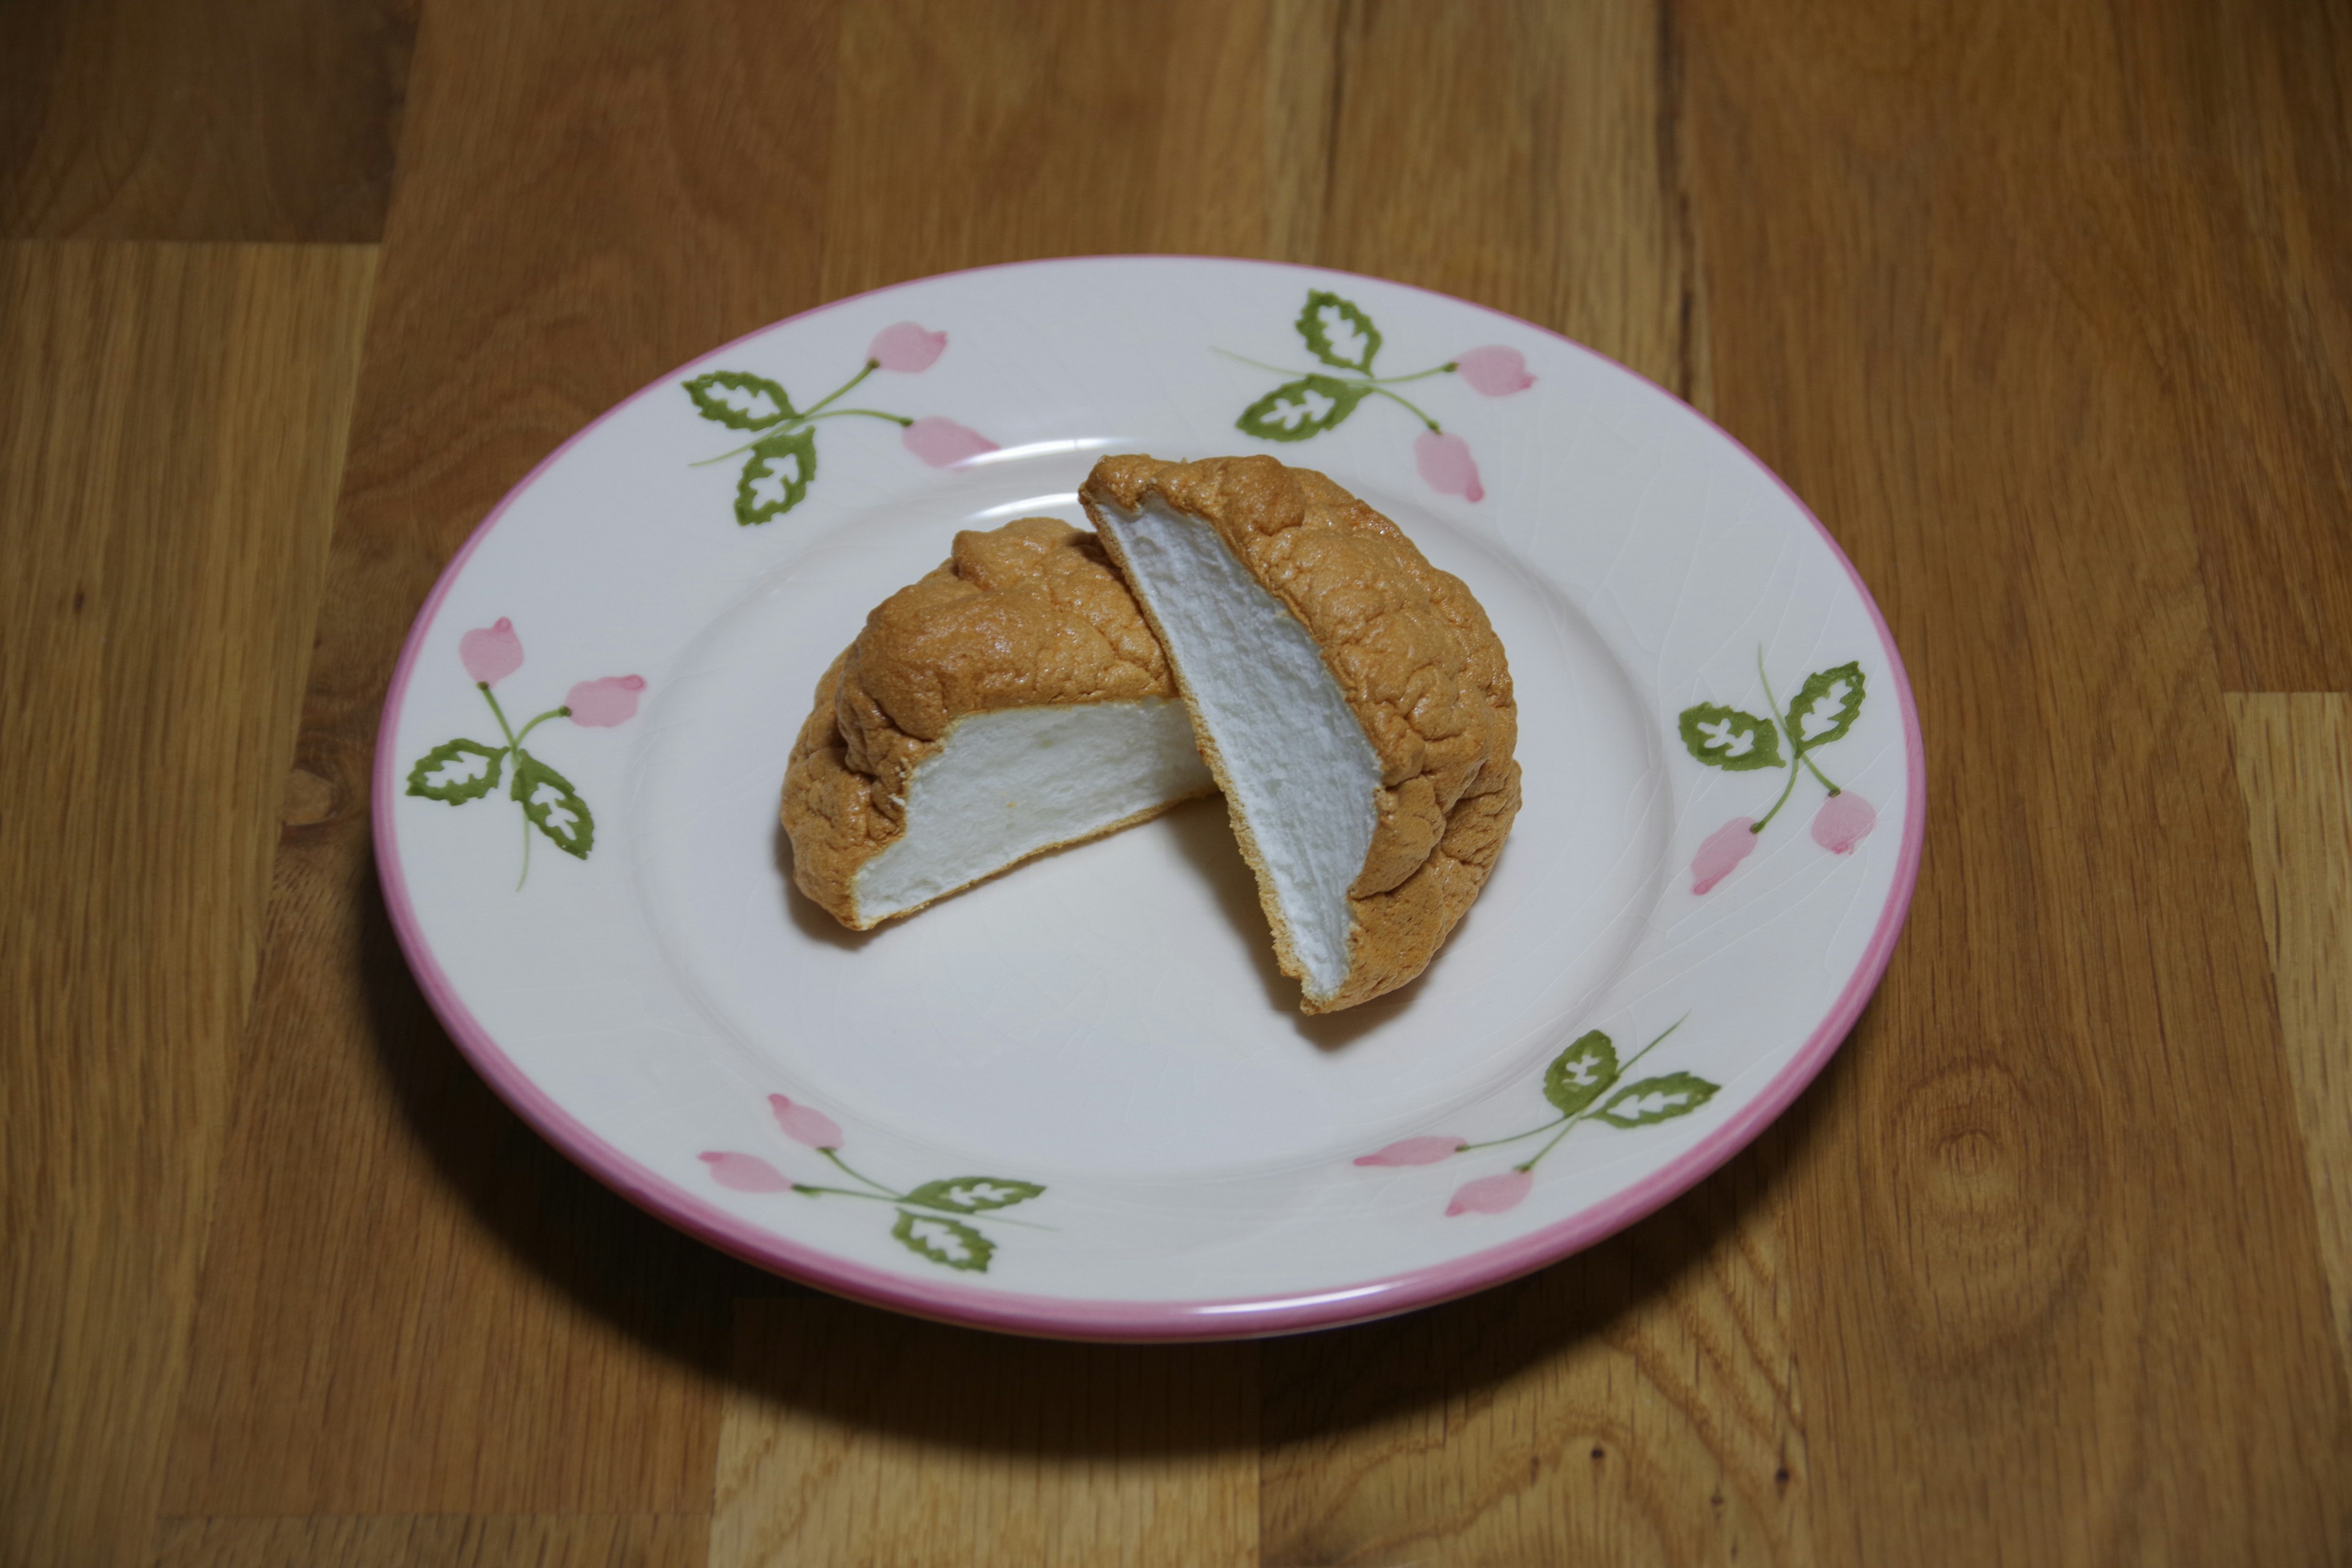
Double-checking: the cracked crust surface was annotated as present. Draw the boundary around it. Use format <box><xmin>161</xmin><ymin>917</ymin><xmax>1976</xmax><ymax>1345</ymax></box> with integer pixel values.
<box><xmin>782</xmin><ymin>516</ymin><xmax>1184</xmax><ymax>927</ymax></box>
<box><xmin>1082</xmin><ymin>453</ymin><xmax>1520</xmax><ymax>1011</ymax></box>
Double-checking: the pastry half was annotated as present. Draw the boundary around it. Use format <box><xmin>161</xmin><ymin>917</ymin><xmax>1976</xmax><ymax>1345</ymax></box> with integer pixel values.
<box><xmin>1080</xmin><ymin>454</ymin><xmax>1520</xmax><ymax>1012</ymax></box>
<box><xmin>783</xmin><ymin>517</ymin><xmax>1214</xmax><ymax>929</ymax></box>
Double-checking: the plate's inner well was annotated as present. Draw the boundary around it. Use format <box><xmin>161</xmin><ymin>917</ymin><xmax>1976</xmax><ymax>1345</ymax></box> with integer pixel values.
<box><xmin>635</xmin><ymin>451</ymin><xmax>1666</xmax><ymax>1181</ymax></box>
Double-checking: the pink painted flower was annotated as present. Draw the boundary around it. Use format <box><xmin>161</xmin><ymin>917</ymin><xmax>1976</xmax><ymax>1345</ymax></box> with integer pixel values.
<box><xmin>1446</xmin><ymin>1169</ymin><xmax>1534</xmax><ymax>1216</ymax></box>
<box><xmin>699</xmin><ymin>1152</ymin><xmax>793</xmax><ymax>1193</ymax></box>
<box><xmin>1414</xmin><ymin>430</ymin><xmax>1485</xmax><ymax>502</ymax></box>
<box><xmin>459</xmin><ymin>617</ymin><xmax>523</xmax><ymax>686</ymax></box>
<box><xmin>902</xmin><ymin>417</ymin><xmax>998</xmax><ymax>468</ymax></box>
<box><xmin>1691</xmin><ymin>816</ymin><xmax>1758</xmax><ymax>895</ymax></box>
<box><xmin>769</xmin><ymin>1094</ymin><xmax>843</xmax><ymax>1150</ymax></box>
<box><xmin>1455</xmin><ymin>346</ymin><xmax>1536</xmax><ymax>396</ymax></box>
<box><xmin>1811</xmin><ymin>791</ymin><xmax>1877</xmax><ymax>855</ymax></box>
<box><xmin>1355</xmin><ymin>1136</ymin><xmax>1467</xmax><ymax>1167</ymax></box>
<box><xmin>869</xmin><ymin>322</ymin><xmax>947</xmax><ymax>372</ymax></box>
<box><xmin>566</xmin><ymin>674</ymin><xmax>646</xmax><ymax>727</ymax></box>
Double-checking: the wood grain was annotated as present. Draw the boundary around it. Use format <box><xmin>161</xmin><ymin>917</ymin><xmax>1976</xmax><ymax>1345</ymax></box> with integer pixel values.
<box><xmin>1261</xmin><ymin>1132</ymin><xmax>1818</xmax><ymax>1566</ymax></box>
<box><xmin>713</xmin><ymin>1297</ymin><xmax>1257</xmax><ymax>1568</ymax></box>
<box><xmin>1310</xmin><ymin>0</ymin><xmax>1703</xmax><ymax>401</ymax></box>
<box><xmin>2137</xmin><ymin>2</ymin><xmax>2352</xmax><ymax>693</ymax></box>
<box><xmin>157</xmin><ymin>0</ymin><xmax>848</xmax><ymax>1516</ymax></box>
<box><xmin>1686</xmin><ymin>1</ymin><xmax>2352</xmax><ymax>1559</ymax></box>
<box><xmin>0</xmin><ymin>241</ymin><xmax>375</xmax><ymax>1568</ymax></box>
<box><xmin>4</xmin><ymin>0</ymin><xmax>2351</xmax><ymax>1563</ymax></box>
<box><xmin>816</xmin><ymin>0</ymin><xmax>1305</xmax><ymax>294</ymax></box>
<box><xmin>2228</xmin><ymin>694</ymin><xmax>2352</xmax><ymax>1381</ymax></box>
<box><xmin>151</xmin><ymin>1515</ymin><xmax>707</xmax><ymax>1568</ymax></box>
<box><xmin>0</xmin><ymin>0</ymin><xmax>417</xmax><ymax>241</ymax></box>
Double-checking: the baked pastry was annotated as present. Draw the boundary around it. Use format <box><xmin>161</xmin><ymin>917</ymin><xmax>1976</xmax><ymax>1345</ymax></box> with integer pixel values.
<box><xmin>783</xmin><ymin>517</ymin><xmax>1214</xmax><ymax>929</ymax></box>
<box><xmin>1081</xmin><ymin>454</ymin><xmax>1519</xmax><ymax>1012</ymax></box>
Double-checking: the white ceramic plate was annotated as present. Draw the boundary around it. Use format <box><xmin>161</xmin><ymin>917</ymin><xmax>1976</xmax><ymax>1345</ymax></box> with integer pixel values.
<box><xmin>377</xmin><ymin>257</ymin><xmax>1922</xmax><ymax>1340</ymax></box>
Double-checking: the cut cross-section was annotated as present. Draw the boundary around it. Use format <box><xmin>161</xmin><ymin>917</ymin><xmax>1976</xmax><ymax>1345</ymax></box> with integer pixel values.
<box><xmin>1083</xmin><ymin>490</ymin><xmax>1381</xmax><ymax>996</ymax></box>
<box><xmin>1083</xmin><ymin>454</ymin><xmax>1520</xmax><ymax>1012</ymax></box>
<box><xmin>846</xmin><ymin>698</ymin><xmax>1207</xmax><ymax>919</ymax></box>
<box><xmin>783</xmin><ymin>518</ymin><xmax>1215</xmax><ymax>929</ymax></box>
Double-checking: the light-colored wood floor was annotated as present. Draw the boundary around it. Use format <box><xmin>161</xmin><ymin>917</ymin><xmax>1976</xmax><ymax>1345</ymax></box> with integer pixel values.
<box><xmin>4</xmin><ymin>2</ymin><xmax>2348</xmax><ymax>1564</ymax></box>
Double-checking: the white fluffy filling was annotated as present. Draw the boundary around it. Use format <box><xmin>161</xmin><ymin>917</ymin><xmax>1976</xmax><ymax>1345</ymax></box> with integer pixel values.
<box><xmin>853</xmin><ymin>699</ymin><xmax>1212</xmax><ymax>921</ymax></box>
<box><xmin>1091</xmin><ymin>496</ymin><xmax>1381</xmax><ymax>998</ymax></box>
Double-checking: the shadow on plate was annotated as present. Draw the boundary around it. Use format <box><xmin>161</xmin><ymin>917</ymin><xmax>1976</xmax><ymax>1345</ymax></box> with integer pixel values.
<box><xmin>772</xmin><ymin>790</ymin><xmax>1436</xmax><ymax>1049</ymax></box>
<box><xmin>1156</xmin><ymin>794</ymin><xmax>1425</xmax><ymax>1049</ymax></box>
<box><xmin>775</xmin><ymin>817</ymin><xmax>880</xmax><ymax>950</ymax></box>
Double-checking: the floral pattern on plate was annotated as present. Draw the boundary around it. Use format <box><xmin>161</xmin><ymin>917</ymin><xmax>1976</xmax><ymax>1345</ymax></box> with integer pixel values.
<box><xmin>1681</xmin><ymin>650</ymin><xmax>1877</xmax><ymax>894</ymax></box>
<box><xmin>683</xmin><ymin>322</ymin><xmax>999</xmax><ymax>524</ymax></box>
<box><xmin>403</xmin><ymin>617</ymin><xmax>644</xmax><ymax>886</ymax></box>
<box><xmin>1355</xmin><ymin>1019</ymin><xmax>1719</xmax><ymax>1216</ymax></box>
<box><xmin>1221</xmin><ymin>288</ymin><xmax>1536</xmax><ymax>501</ymax></box>
<box><xmin>701</xmin><ymin>1096</ymin><xmax>1046</xmax><ymax>1273</ymax></box>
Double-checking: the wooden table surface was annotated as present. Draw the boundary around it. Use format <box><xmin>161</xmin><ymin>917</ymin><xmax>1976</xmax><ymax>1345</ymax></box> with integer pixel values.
<box><xmin>6</xmin><ymin>2</ymin><xmax>2351</xmax><ymax>1564</ymax></box>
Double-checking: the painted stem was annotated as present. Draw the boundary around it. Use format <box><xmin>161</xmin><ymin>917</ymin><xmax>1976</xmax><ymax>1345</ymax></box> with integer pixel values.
<box><xmin>799</xmin><ymin>360</ymin><xmax>876</xmax><ymax>420</ymax></box>
<box><xmin>792</xmin><ymin>1183</ymin><xmax>895</xmax><ymax>1202</ymax></box>
<box><xmin>513</xmin><ymin>706</ymin><xmax>568</xmax><ymax>745</ymax></box>
<box><xmin>687</xmin><ymin>395</ymin><xmax>858</xmax><ymax>466</ymax></box>
<box><xmin>1366</xmin><ymin>383</ymin><xmax>1441</xmax><ymax>431</ymax></box>
<box><xmin>1213</xmin><ymin>347</ymin><xmax>1307</xmax><ymax>376</ymax></box>
<box><xmin>479</xmin><ymin>685</ymin><xmax>532</xmax><ymax>888</ymax></box>
<box><xmin>1513</xmin><ymin>1016</ymin><xmax>1690</xmax><ymax>1172</ymax></box>
<box><xmin>1754</xmin><ymin>750</ymin><xmax>1804</xmax><ymax>834</ymax></box>
<box><xmin>1458</xmin><ymin>1117</ymin><xmax>1566</xmax><ymax>1153</ymax></box>
<box><xmin>479</xmin><ymin>684</ymin><xmax>519</xmax><ymax>748</ymax></box>
<box><xmin>820</xmin><ymin>1148</ymin><xmax>900</xmax><ymax>1198</ymax></box>
<box><xmin>1754</xmin><ymin>647</ymin><xmax>1845</xmax><ymax>828</ymax></box>
<box><xmin>1751</xmin><ymin>656</ymin><xmax>1806</xmax><ymax>831</ymax></box>
<box><xmin>689</xmin><ymin>385</ymin><xmax>913</xmax><ymax>466</ymax></box>
<box><xmin>688</xmin><ymin>434</ymin><xmax>782</xmax><ymax>467</ymax></box>
<box><xmin>1211</xmin><ymin>347</ymin><xmax>1449</xmax><ymax>429</ymax></box>
<box><xmin>1212</xmin><ymin>346</ymin><xmax>1453</xmax><ymax>386</ymax></box>
<box><xmin>1800</xmin><ymin>751</ymin><xmax>1844</xmax><ymax>794</ymax></box>
<box><xmin>794</xmin><ymin>1182</ymin><xmax>1053</xmax><ymax>1230</ymax></box>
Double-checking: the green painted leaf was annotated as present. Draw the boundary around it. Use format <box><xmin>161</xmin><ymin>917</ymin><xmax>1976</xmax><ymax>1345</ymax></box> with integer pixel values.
<box><xmin>1295</xmin><ymin>290</ymin><xmax>1382</xmax><ymax>372</ymax></box>
<box><xmin>684</xmin><ymin>370</ymin><xmax>793</xmax><ymax>430</ymax></box>
<box><xmin>1678</xmin><ymin>703</ymin><xmax>1784</xmax><ymax>771</ymax></box>
<box><xmin>736</xmin><ymin>426</ymin><xmax>818</xmax><ymax>524</ymax></box>
<box><xmin>1236</xmin><ymin>375</ymin><xmax>1371</xmax><ymax>443</ymax></box>
<box><xmin>892</xmin><ymin>1209</ymin><xmax>995</xmax><ymax>1272</ymax></box>
<box><xmin>405</xmin><ymin>738</ymin><xmax>504</xmax><ymax>803</ymax></box>
<box><xmin>903</xmin><ymin>1176</ymin><xmax>1046</xmax><ymax>1213</ymax></box>
<box><xmin>1596</xmin><ymin>1072</ymin><xmax>1721</xmax><ymax>1128</ymax></box>
<box><xmin>1543</xmin><ymin>1030</ymin><xmax>1619</xmax><ymax>1116</ymax></box>
<box><xmin>1785</xmin><ymin>661</ymin><xmax>1866</xmax><ymax>752</ymax></box>
<box><xmin>511</xmin><ymin>750</ymin><xmax>594</xmax><ymax>859</ymax></box>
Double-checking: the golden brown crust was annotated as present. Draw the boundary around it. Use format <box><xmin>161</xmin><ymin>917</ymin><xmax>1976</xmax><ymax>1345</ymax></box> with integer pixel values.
<box><xmin>1081</xmin><ymin>454</ymin><xmax>1520</xmax><ymax>1012</ymax></box>
<box><xmin>781</xmin><ymin>518</ymin><xmax>1181</xmax><ymax>928</ymax></box>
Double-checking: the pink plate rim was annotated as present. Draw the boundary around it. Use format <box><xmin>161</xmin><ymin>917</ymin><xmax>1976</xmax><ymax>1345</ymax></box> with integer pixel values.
<box><xmin>372</xmin><ymin>254</ymin><xmax>1926</xmax><ymax>1342</ymax></box>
